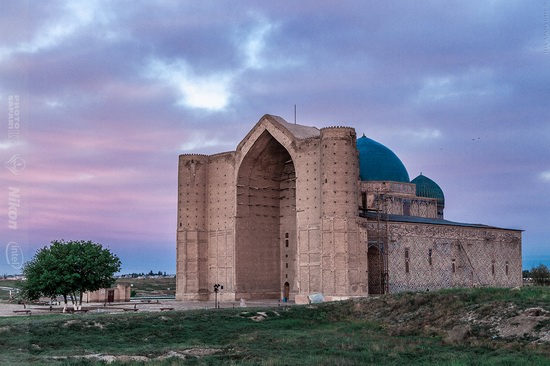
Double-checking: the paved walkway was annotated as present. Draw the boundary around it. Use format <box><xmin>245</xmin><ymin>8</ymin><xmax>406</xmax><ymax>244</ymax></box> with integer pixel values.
<box><xmin>0</xmin><ymin>299</ymin><xmax>293</xmax><ymax>317</ymax></box>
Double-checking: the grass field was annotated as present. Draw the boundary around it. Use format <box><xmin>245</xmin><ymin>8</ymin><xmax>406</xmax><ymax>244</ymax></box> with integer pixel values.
<box><xmin>0</xmin><ymin>286</ymin><xmax>549</xmax><ymax>365</ymax></box>
<box><xmin>116</xmin><ymin>277</ymin><xmax>176</xmax><ymax>297</ymax></box>
<box><xmin>0</xmin><ymin>279</ymin><xmax>23</xmax><ymax>301</ymax></box>
<box><xmin>0</xmin><ymin>277</ymin><xmax>176</xmax><ymax>301</ymax></box>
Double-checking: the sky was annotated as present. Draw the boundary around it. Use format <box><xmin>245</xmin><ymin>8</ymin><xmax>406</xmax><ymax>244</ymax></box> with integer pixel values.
<box><xmin>1</xmin><ymin>1</ymin><xmax>549</xmax><ymax>274</ymax></box>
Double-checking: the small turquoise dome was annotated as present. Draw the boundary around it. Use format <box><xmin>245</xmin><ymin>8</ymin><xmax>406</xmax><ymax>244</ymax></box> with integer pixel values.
<box><xmin>411</xmin><ymin>174</ymin><xmax>445</xmax><ymax>205</ymax></box>
<box><xmin>357</xmin><ymin>135</ymin><xmax>410</xmax><ymax>182</ymax></box>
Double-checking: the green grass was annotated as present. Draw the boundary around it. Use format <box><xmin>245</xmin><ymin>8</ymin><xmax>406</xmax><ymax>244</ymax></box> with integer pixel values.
<box><xmin>116</xmin><ymin>277</ymin><xmax>176</xmax><ymax>297</ymax></box>
<box><xmin>0</xmin><ymin>279</ymin><xmax>23</xmax><ymax>301</ymax></box>
<box><xmin>0</xmin><ymin>287</ymin><xmax>549</xmax><ymax>365</ymax></box>
<box><xmin>0</xmin><ymin>277</ymin><xmax>176</xmax><ymax>301</ymax></box>
<box><xmin>0</xmin><ymin>279</ymin><xmax>23</xmax><ymax>288</ymax></box>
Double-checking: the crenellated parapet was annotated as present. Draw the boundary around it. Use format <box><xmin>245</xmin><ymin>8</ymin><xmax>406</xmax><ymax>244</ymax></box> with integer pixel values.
<box><xmin>179</xmin><ymin>153</ymin><xmax>209</xmax><ymax>157</ymax></box>
<box><xmin>321</xmin><ymin>125</ymin><xmax>355</xmax><ymax>131</ymax></box>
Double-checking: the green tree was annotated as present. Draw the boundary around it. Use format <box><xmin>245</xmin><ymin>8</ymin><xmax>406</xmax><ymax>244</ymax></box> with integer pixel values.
<box><xmin>531</xmin><ymin>264</ymin><xmax>550</xmax><ymax>286</ymax></box>
<box><xmin>22</xmin><ymin>240</ymin><xmax>121</xmax><ymax>310</ymax></box>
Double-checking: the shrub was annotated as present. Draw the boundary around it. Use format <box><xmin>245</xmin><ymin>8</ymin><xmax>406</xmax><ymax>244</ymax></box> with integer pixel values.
<box><xmin>531</xmin><ymin>264</ymin><xmax>550</xmax><ymax>286</ymax></box>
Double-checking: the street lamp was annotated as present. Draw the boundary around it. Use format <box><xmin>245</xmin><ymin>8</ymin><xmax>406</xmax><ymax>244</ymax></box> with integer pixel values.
<box><xmin>213</xmin><ymin>283</ymin><xmax>223</xmax><ymax>309</ymax></box>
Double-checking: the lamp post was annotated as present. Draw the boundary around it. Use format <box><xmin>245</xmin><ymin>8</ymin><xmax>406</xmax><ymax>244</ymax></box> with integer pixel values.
<box><xmin>213</xmin><ymin>284</ymin><xmax>223</xmax><ymax>309</ymax></box>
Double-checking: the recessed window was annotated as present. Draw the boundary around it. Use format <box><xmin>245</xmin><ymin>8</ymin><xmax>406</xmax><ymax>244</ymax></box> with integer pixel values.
<box><xmin>452</xmin><ymin>259</ymin><xmax>456</xmax><ymax>273</ymax></box>
<box><xmin>491</xmin><ymin>260</ymin><xmax>496</xmax><ymax>275</ymax></box>
<box><xmin>405</xmin><ymin>248</ymin><xmax>410</xmax><ymax>273</ymax></box>
<box><xmin>505</xmin><ymin>261</ymin><xmax>509</xmax><ymax>276</ymax></box>
<box><xmin>403</xmin><ymin>200</ymin><xmax>411</xmax><ymax>216</ymax></box>
<box><xmin>428</xmin><ymin>249</ymin><xmax>432</xmax><ymax>266</ymax></box>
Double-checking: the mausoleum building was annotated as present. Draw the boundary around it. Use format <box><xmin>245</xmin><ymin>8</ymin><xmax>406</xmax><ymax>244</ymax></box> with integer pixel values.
<box><xmin>176</xmin><ymin>114</ymin><xmax>522</xmax><ymax>303</ymax></box>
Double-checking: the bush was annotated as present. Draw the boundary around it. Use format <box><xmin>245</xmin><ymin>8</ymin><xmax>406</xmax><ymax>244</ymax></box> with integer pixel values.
<box><xmin>531</xmin><ymin>264</ymin><xmax>550</xmax><ymax>286</ymax></box>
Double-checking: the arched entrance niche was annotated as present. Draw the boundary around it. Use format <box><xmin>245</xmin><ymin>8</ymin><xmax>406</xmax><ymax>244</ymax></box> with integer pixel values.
<box><xmin>283</xmin><ymin>282</ymin><xmax>290</xmax><ymax>302</ymax></box>
<box><xmin>235</xmin><ymin>130</ymin><xmax>297</xmax><ymax>299</ymax></box>
<box><xmin>368</xmin><ymin>245</ymin><xmax>385</xmax><ymax>295</ymax></box>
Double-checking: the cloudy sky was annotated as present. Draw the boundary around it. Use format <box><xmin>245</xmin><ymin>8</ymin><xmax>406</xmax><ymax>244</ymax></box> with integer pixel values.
<box><xmin>1</xmin><ymin>1</ymin><xmax>549</xmax><ymax>274</ymax></box>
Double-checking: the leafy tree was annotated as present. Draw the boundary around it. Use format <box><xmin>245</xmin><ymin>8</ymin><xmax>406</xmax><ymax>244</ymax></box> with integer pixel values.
<box><xmin>531</xmin><ymin>264</ymin><xmax>550</xmax><ymax>286</ymax></box>
<box><xmin>22</xmin><ymin>240</ymin><xmax>121</xmax><ymax>310</ymax></box>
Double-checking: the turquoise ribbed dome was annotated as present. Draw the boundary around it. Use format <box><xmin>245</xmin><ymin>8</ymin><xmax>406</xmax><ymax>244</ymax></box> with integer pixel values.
<box><xmin>411</xmin><ymin>174</ymin><xmax>445</xmax><ymax>205</ymax></box>
<box><xmin>357</xmin><ymin>135</ymin><xmax>410</xmax><ymax>182</ymax></box>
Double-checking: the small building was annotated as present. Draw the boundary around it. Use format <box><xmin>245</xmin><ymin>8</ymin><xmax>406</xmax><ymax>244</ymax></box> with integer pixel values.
<box><xmin>85</xmin><ymin>284</ymin><xmax>130</xmax><ymax>303</ymax></box>
<box><xmin>176</xmin><ymin>114</ymin><xmax>522</xmax><ymax>303</ymax></box>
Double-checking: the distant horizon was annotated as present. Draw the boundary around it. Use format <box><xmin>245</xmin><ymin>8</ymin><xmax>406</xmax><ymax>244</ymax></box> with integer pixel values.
<box><xmin>521</xmin><ymin>255</ymin><xmax>550</xmax><ymax>272</ymax></box>
<box><xmin>4</xmin><ymin>255</ymin><xmax>549</xmax><ymax>278</ymax></box>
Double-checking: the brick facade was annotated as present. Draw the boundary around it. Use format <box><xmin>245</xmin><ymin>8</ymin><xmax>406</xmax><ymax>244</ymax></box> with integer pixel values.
<box><xmin>176</xmin><ymin>115</ymin><xmax>522</xmax><ymax>303</ymax></box>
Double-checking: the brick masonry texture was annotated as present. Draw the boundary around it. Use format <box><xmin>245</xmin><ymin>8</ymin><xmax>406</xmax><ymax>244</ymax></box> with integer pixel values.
<box><xmin>177</xmin><ymin>115</ymin><xmax>522</xmax><ymax>303</ymax></box>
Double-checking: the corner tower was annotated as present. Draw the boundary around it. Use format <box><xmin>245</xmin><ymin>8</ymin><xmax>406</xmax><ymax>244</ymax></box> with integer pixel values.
<box><xmin>320</xmin><ymin>127</ymin><xmax>359</xmax><ymax>218</ymax></box>
<box><xmin>302</xmin><ymin>126</ymin><xmax>368</xmax><ymax>302</ymax></box>
<box><xmin>176</xmin><ymin>154</ymin><xmax>209</xmax><ymax>300</ymax></box>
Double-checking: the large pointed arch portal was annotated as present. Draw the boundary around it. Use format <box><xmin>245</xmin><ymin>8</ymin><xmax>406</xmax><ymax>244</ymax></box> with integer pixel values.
<box><xmin>235</xmin><ymin>130</ymin><xmax>296</xmax><ymax>299</ymax></box>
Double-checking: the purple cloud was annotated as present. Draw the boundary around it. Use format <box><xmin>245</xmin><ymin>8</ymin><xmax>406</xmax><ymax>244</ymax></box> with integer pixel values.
<box><xmin>1</xmin><ymin>1</ymin><xmax>548</xmax><ymax>273</ymax></box>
